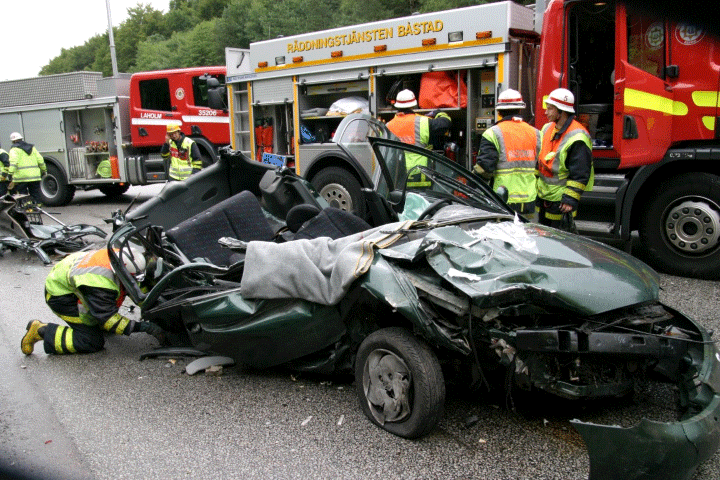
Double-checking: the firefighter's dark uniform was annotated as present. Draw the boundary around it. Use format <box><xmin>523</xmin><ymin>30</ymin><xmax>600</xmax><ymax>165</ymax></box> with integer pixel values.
<box><xmin>8</xmin><ymin>140</ymin><xmax>46</xmax><ymax>202</ymax></box>
<box><xmin>0</xmin><ymin>148</ymin><xmax>10</xmax><ymax>196</ymax></box>
<box><xmin>161</xmin><ymin>134</ymin><xmax>202</xmax><ymax>181</ymax></box>
<box><xmin>32</xmin><ymin>250</ymin><xmax>139</xmax><ymax>354</ymax></box>
<box><xmin>475</xmin><ymin>114</ymin><xmax>541</xmax><ymax>214</ymax></box>
<box><xmin>536</xmin><ymin>115</ymin><xmax>594</xmax><ymax>230</ymax></box>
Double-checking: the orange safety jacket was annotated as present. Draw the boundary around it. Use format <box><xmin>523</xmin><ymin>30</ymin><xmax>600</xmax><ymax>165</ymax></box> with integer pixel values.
<box><xmin>537</xmin><ymin>118</ymin><xmax>594</xmax><ymax>218</ymax></box>
<box><xmin>386</xmin><ymin>112</ymin><xmax>432</xmax><ymax>187</ymax></box>
<box><xmin>483</xmin><ymin>118</ymin><xmax>541</xmax><ymax>204</ymax></box>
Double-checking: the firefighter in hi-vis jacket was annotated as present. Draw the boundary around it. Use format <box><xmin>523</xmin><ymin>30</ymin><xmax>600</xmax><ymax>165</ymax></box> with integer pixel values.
<box><xmin>21</xmin><ymin>247</ymin><xmax>163</xmax><ymax>355</ymax></box>
<box><xmin>161</xmin><ymin>122</ymin><xmax>203</xmax><ymax>181</ymax></box>
<box><xmin>474</xmin><ymin>89</ymin><xmax>541</xmax><ymax>215</ymax></box>
<box><xmin>536</xmin><ymin>88</ymin><xmax>594</xmax><ymax>231</ymax></box>
<box><xmin>386</xmin><ymin>89</ymin><xmax>452</xmax><ymax>188</ymax></box>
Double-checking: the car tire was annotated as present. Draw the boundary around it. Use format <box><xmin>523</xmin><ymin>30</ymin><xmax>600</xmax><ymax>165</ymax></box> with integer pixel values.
<box><xmin>355</xmin><ymin>327</ymin><xmax>445</xmax><ymax>439</ymax></box>
<box><xmin>638</xmin><ymin>172</ymin><xmax>720</xmax><ymax>279</ymax></box>
<box><xmin>40</xmin><ymin>163</ymin><xmax>76</xmax><ymax>206</ymax></box>
<box><xmin>311</xmin><ymin>166</ymin><xmax>366</xmax><ymax>216</ymax></box>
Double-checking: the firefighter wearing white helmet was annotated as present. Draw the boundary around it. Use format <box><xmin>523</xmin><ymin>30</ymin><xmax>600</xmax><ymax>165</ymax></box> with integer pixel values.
<box><xmin>536</xmin><ymin>88</ymin><xmax>594</xmax><ymax>231</ymax></box>
<box><xmin>386</xmin><ymin>89</ymin><xmax>452</xmax><ymax>187</ymax></box>
<box><xmin>474</xmin><ymin>89</ymin><xmax>541</xmax><ymax>214</ymax></box>
<box><xmin>21</xmin><ymin>246</ymin><xmax>163</xmax><ymax>356</ymax></box>
<box><xmin>161</xmin><ymin>121</ymin><xmax>203</xmax><ymax>181</ymax></box>
<box><xmin>7</xmin><ymin>131</ymin><xmax>47</xmax><ymax>203</ymax></box>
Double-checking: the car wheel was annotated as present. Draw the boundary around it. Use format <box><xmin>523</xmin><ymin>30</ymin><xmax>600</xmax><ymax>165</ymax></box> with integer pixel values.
<box><xmin>638</xmin><ymin>173</ymin><xmax>720</xmax><ymax>279</ymax></box>
<box><xmin>311</xmin><ymin>166</ymin><xmax>366</xmax><ymax>216</ymax></box>
<box><xmin>355</xmin><ymin>327</ymin><xmax>445</xmax><ymax>439</ymax></box>
<box><xmin>98</xmin><ymin>183</ymin><xmax>130</xmax><ymax>198</ymax></box>
<box><xmin>40</xmin><ymin>163</ymin><xmax>76</xmax><ymax>206</ymax></box>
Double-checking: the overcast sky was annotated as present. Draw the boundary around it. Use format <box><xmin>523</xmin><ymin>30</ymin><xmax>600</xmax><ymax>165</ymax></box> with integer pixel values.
<box><xmin>0</xmin><ymin>0</ymin><xmax>170</xmax><ymax>81</ymax></box>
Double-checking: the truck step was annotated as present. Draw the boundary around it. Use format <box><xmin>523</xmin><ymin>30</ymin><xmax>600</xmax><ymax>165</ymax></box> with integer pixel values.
<box><xmin>574</xmin><ymin>220</ymin><xmax>615</xmax><ymax>235</ymax></box>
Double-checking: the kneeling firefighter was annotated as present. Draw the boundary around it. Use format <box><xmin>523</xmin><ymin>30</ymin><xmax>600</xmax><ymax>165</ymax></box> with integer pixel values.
<box><xmin>21</xmin><ymin>247</ymin><xmax>163</xmax><ymax>355</ymax></box>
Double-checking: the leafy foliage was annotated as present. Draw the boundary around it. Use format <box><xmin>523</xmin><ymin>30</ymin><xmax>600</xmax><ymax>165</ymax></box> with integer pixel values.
<box><xmin>41</xmin><ymin>0</ymin><xmax>507</xmax><ymax>75</ymax></box>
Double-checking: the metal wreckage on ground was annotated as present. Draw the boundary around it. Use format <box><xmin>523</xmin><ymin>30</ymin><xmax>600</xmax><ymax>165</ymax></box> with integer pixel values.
<box><xmin>109</xmin><ymin>115</ymin><xmax>720</xmax><ymax>480</ymax></box>
<box><xmin>0</xmin><ymin>193</ymin><xmax>105</xmax><ymax>263</ymax></box>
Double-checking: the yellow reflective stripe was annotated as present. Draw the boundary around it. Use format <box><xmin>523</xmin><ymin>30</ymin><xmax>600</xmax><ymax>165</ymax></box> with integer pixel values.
<box><xmin>565</xmin><ymin>189</ymin><xmax>582</xmax><ymax>201</ymax></box>
<box><xmin>692</xmin><ymin>91</ymin><xmax>720</xmax><ymax>108</ymax></box>
<box><xmin>702</xmin><ymin>116</ymin><xmax>716</xmax><ymax>131</ymax></box>
<box><xmin>625</xmin><ymin>88</ymin><xmax>688</xmax><ymax>116</ymax></box>
<box><xmin>64</xmin><ymin>328</ymin><xmax>76</xmax><ymax>353</ymax></box>
<box><xmin>495</xmin><ymin>167</ymin><xmax>538</xmax><ymax>175</ymax></box>
<box><xmin>54</xmin><ymin>327</ymin><xmax>64</xmax><ymax>353</ymax></box>
<box><xmin>58</xmin><ymin>314</ymin><xmax>81</xmax><ymax>323</ymax></box>
<box><xmin>545</xmin><ymin>212</ymin><xmax>563</xmax><ymax>220</ymax></box>
<box><xmin>104</xmin><ymin>313</ymin><xmax>129</xmax><ymax>334</ymax></box>
<box><xmin>566</xmin><ymin>180</ymin><xmax>586</xmax><ymax>190</ymax></box>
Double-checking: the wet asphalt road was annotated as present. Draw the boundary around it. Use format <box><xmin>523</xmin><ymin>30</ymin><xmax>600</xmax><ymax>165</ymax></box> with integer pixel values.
<box><xmin>1</xmin><ymin>185</ymin><xmax>719</xmax><ymax>480</ymax></box>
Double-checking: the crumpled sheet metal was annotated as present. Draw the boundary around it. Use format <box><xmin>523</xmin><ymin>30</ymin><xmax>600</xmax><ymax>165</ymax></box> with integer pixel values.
<box><xmin>572</xmin><ymin>328</ymin><xmax>720</xmax><ymax>480</ymax></box>
<box><xmin>360</xmin><ymin>255</ymin><xmax>471</xmax><ymax>355</ymax></box>
<box><xmin>412</xmin><ymin>222</ymin><xmax>658</xmax><ymax>316</ymax></box>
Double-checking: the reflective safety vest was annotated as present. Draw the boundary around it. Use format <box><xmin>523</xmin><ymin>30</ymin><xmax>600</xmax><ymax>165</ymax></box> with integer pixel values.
<box><xmin>537</xmin><ymin>119</ymin><xmax>594</xmax><ymax>206</ymax></box>
<box><xmin>483</xmin><ymin>118</ymin><xmax>541</xmax><ymax>204</ymax></box>
<box><xmin>45</xmin><ymin>250</ymin><xmax>129</xmax><ymax>333</ymax></box>
<box><xmin>8</xmin><ymin>144</ymin><xmax>46</xmax><ymax>183</ymax></box>
<box><xmin>386</xmin><ymin>112</ymin><xmax>432</xmax><ymax>187</ymax></box>
<box><xmin>0</xmin><ymin>149</ymin><xmax>9</xmax><ymax>177</ymax></box>
<box><xmin>165</xmin><ymin>136</ymin><xmax>200</xmax><ymax>181</ymax></box>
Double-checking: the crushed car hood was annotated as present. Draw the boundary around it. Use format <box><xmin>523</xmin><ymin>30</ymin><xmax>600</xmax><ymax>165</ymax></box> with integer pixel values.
<box><xmin>382</xmin><ymin>218</ymin><xmax>659</xmax><ymax>316</ymax></box>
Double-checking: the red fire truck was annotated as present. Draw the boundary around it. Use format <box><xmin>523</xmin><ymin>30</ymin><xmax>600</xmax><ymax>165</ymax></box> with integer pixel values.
<box><xmin>0</xmin><ymin>66</ymin><xmax>230</xmax><ymax>206</ymax></box>
<box><xmin>226</xmin><ymin>0</ymin><xmax>720</xmax><ymax>279</ymax></box>
<box><xmin>535</xmin><ymin>0</ymin><xmax>720</xmax><ymax>279</ymax></box>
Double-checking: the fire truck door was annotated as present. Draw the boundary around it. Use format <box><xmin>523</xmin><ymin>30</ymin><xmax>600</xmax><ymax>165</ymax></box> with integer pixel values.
<box><xmin>614</xmin><ymin>4</ymin><xmax>674</xmax><ymax>168</ymax></box>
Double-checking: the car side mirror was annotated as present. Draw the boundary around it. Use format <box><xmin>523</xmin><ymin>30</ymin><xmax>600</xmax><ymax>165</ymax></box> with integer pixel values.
<box><xmin>495</xmin><ymin>186</ymin><xmax>509</xmax><ymax>203</ymax></box>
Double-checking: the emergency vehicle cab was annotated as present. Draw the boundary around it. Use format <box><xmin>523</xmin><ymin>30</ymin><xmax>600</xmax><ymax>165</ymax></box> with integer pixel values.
<box><xmin>226</xmin><ymin>0</ymin><xmax>720</xmax><ymax>279</ymax></box>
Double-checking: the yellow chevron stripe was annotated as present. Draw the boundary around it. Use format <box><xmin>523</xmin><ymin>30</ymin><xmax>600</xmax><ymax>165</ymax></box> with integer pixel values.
<box><xmin>625</xmin><ymin>88</ymin><xmax>688</xmax><ymax>116</ymax></box>
<box><xmin>692</xmin><ymin>91</ymin><xmax>720</xmax><ymax>108</ymax></box>
<box><xmin>702</xmin><ymin>116</ymin><xmax>716</xmax><ymax>131</ymax></box>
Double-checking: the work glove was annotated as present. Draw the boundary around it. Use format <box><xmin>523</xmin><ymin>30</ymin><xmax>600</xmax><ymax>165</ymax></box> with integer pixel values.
<box><xmin>133</xmin><ymin>321</ymin><xmax>168</xmax><ymax>345</ymax></box>
<box><xmin>135</xmin><ymin>321</ymin><xmax>162</xmax><ymax>335</ymax></box>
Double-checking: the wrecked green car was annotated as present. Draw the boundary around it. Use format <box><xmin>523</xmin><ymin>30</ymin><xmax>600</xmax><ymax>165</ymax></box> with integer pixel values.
<box><xmin>110</xmin><ymin>115</ymin><xmax>720</xmax><ymax>480</ymax></box>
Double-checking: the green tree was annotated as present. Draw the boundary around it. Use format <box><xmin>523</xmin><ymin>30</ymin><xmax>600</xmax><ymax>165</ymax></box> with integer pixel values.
<box><xmin>41</xmin><ymin>34</ymin><xmax>109</xmax><ymax>75</ymax></box>
<box><xmin>135</xmin><ymin>20</ymin><xmax>223</xmax><ymax>70</ymax></box>
<box><xmin>115</xmin><ymin>5</ymin><xmax>168</xmax><ymax>72</ymax></box>
<box><xmin>215</xmin><ymin>0</ymin><xmax>254</xmax><ymax>48</ymax></box>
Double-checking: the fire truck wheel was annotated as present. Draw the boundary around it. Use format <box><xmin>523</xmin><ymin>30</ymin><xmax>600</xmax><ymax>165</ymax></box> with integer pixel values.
<box><xmin>311</xmin><ymin>167</ymin><xmax>366</xmax><ymax>216</ymax></box>
<box><xmin>639</xmin><ymin>173</ymin><xmax>720</xmax><ymax>279</ymax></box>
<box><xmin>98</xmin><ymin>184</ymin><xmax>130</xmax><ymax>198</ymax></box>
<box><xmin>40</xmin><ymin>164</ymin><xmax>76</xmax><ymax>207</ymax></box>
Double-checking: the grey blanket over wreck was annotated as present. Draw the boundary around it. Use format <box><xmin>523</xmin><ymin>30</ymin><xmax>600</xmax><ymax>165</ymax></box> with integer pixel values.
<box><xmin>240</xmin><ymin>221</ymin><xmax>412</xmax><ymax>305</ymax></box>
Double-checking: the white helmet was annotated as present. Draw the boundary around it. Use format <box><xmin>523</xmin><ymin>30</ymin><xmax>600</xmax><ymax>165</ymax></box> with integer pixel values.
<box><xmin>545</xmin><ymin>88</ymin><xmax>575</xmax><ymax>113</ymax></box>
<box><xmin>395</xmin><ymin>89</ymin><xmax>418</xmax><ymax>109</ymax></box>
<box><xmin>121</xmin><ymin>246</ymin><xmax>146</xmax><ymax>275</ymax></box>
<box><xmin>10</xmin><ymin>132</ymin><xmax>23</xmax><ymax>142</ymax></box>
<box><xmin>496</xmin><ymin>89</ymin><xmax>526</xmax><ymax>110</ymax></box>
